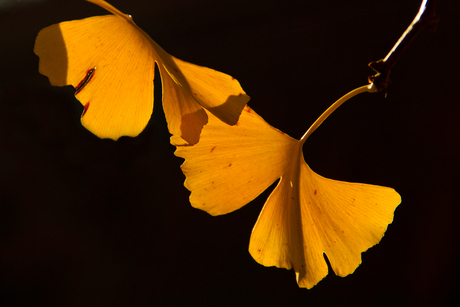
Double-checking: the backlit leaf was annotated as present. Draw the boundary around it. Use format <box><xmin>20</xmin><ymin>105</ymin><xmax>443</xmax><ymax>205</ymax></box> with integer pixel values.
<box><xmin>34</xmin><ymin>0</ymin><xmax>249</xmax><ymax>144</ymax></box>
<box><xmin>173</xmin><ymin>106</ymin><xmax>401</xmax><ymax>288</ymax></box>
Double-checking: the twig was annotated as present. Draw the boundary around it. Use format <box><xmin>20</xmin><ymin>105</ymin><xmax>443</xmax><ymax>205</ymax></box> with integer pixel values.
<box><xmin>368</xmin><ymin>0</ymin><xmax>439</xmax><ymax>92</ymax></box>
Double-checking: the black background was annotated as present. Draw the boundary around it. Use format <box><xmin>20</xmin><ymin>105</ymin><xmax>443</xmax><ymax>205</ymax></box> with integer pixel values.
<box><xmin>1</xmin><ymin>0</ymin><xmax>459</xmax><ymax>306</ymax></box>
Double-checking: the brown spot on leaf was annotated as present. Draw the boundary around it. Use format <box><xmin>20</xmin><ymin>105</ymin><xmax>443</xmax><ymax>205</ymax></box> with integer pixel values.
<box><xmin>81</xmin><ymin>102</ymin><xmax>90</xmax><ymax>118</ymax></box>
<box><xmin>76</xmin><ymin>67</ymin><xmax>96</xmax><ymax>95</ymax></box>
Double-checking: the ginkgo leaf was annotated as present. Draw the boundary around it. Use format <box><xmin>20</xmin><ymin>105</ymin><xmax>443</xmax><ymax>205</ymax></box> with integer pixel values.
<box><xmin>34</xmin><ymin>0</ymin><xmax>249</xmax><ymax>144</ymax></box>
<box><xmin>173</xmin><ymin>99</ymin><xmax>401</xmax><ymax>288</ymax></box>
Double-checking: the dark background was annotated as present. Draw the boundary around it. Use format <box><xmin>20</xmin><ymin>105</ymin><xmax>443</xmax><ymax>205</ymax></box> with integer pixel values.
<box><xmin>1</xmin><ymin>0</ymin><xmax>459</xmax><ymax>306</ymax></box>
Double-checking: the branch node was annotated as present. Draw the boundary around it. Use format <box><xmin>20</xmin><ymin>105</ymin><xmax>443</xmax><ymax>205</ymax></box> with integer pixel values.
<box><xmin>367</xmin><ymin>0</ymin><xmax>438</xmax><ymax>93</ymax></box>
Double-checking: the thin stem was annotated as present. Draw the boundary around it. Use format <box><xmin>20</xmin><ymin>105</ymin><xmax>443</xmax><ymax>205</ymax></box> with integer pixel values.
<box><xmin>86</xmin><ymin>0</ymin><xmax>134</xmax><ymax>23</ymax></box>
<box><xmin>300</xmin><ymin>84</ymin><xmax>377</xmax><ymax>145</ymax></box>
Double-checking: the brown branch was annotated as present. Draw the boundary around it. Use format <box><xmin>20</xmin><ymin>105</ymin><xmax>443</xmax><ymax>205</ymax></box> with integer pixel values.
<box><xmin>368</xmin><ymin>0</ymin><xmax>439</xmax><ymax>92</ymax></box>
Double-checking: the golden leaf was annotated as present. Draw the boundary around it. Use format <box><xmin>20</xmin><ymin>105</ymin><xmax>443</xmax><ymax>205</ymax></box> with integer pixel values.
<box><xmin>34</xmin><ymin>0</ymin><xmax>249</xmax><ymax>144</ymax></box>
<box><xmin>173</xmin><ymin>86</ymin><xmax>401</xmax><ymax>288</ymax></box>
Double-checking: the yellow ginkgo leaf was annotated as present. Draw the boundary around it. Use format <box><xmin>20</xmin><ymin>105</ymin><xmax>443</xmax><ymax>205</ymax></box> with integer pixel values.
<box><xmin>34</xmin><ymin>0</ymin><xmax>249</xmax><ymax>144</ymax></box>
<box><xmin>173</xmin><ymin>85</ymin><xmax>401</xmax><ymax>288</ymax></box>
